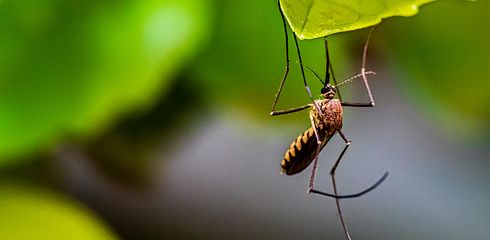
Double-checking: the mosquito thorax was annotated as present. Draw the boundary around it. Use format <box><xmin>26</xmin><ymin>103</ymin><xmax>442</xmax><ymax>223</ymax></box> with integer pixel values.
<box><xmin>320</xmin><ymin>84</ymin><xmax>336</xmax><ymax>99</ymax></box>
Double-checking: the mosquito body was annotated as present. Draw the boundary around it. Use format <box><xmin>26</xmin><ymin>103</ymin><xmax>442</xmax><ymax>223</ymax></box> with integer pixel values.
<box><xmin>271</xmin><ymin>1</ymin><xmax>388</xmax><ymax>239</ymax></box>
<box><xmin>281</xmin><ymin>87</ymin><xmax>342</xmax><ymax>176</ymax></box>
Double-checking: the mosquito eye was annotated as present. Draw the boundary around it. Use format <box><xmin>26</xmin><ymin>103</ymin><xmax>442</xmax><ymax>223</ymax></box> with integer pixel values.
<box><xmin>321</xmin><ymin>88</ymin><xmax>328</xmax><ymax>94</ymax></box>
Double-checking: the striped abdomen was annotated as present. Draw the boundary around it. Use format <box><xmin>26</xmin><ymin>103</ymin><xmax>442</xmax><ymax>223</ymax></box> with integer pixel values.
<box><xmin>281</xmin><ymin>127</ymin><xmax>333</xmax><ymax>175</ymax></box>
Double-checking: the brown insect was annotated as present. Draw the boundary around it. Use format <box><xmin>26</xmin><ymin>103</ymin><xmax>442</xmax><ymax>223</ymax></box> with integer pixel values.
<box><xmin>280</xmin><ymin>85</ymin><xmax>342</xmax><ymax>176</ymax></box>
<box><xmin>270</xmin><ymin>1</ymin><xmax>388</xmax><ymax>239</ymax></box>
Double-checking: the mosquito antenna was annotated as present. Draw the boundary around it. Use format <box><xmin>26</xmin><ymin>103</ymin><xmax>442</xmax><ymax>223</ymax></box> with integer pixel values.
<box><xmin>335</xmin><ymin>71</ymin><xmax>376</xmax><ymax>88</ymax></box>
<box><xmin>297</xmin><ymin>62</ymin><xmax>325</xmax><ymax>85</ymax></box>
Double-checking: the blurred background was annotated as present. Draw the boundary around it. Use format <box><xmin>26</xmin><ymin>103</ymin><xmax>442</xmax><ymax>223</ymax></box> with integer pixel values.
<box><xmin>0</xmin><ymin>0</ymin><xmax>489</xmax><ymax>239</ymax></box>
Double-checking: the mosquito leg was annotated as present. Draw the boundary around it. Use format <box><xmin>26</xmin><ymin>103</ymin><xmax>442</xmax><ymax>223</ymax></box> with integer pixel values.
<box><xmin>325</xmin><ymin>38</ymin><xmax>343</xmax><ymax>102</ymax></box>
<box><xmin>310</xmin><ymin>129</ymin><xmax>389</xmax><ymax>199</ymax></box>
<box><xmin>360</xmin><ymin>26</ymin><xmax>377</xmax><ymax>106</ymax></box>
<box><xmin>324</xmin><ymin>37</ymin><xmax>331</xmax><ymax>84</ymax></box>
<box><xmin>305</xmin><ymin>114</ymin><xmax>389</xmax><ymax>198</ymax></box>
<box><xmin>270</xmin><ymin>104</ymin><xmax>312</xmax><ymax>116</ymax></box>
<box><xmin>294</xmin><ymin>33</ymin><xmax>324</xmax><ymax>118</ymax></box>
<box><xmin>270</xmin><ymin>0</ymin><xmax>292</xmax><ymax>115</ymax></box>
<box><xmin>341</xmin><ymin>101</ymin><xmax>374</xmax><ymax>107</ymax></box>
<box><xmin>271</xmin><ymin>0</ymin><xmax>321</xmax><ymax>116</ymax></box>
<box><xmin>341</xmin><ymin>26</ymin><xmax>378</xmax><ymax>108</ymax></box>
<box><xmin>306</xmin><ymin>112</ymin><xmax>323</xmax><ymax>194</ymax></box>
<box><xmin>310</xmin><ymin>172</ymin><xmax>388</xmax><ymax>199</ymax></box>
<box><xmin>340</xmin><ymin>69</ymin><xmax>375</xmax><ymax>106</ymax></box>
<box><xmin>331</xmin><ymin>129</ymin><xmax>352</xmax><ymax>240</ymax></box>
<box><xmin>309</xmin><ymin>113</ymin><xmax>321</xmax><ymax>144</ymax></box>
<box><xmin>308</xmin><ymin>147</ymin><xmax>322</xmax><ymax>195</ymax></box>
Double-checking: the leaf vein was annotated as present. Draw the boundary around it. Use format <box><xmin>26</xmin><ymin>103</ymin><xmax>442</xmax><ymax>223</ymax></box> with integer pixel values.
<box><xmin>300</xmin><ymin>0</ymin><xmax>315</xmax><ymax>34</ymax></box>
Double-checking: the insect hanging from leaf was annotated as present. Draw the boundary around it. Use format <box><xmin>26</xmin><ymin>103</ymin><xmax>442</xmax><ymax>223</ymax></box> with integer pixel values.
<box><xmin>270</xmin><ymin>1</ymin><xmax>389</xmax><ymax>239</ymax></box>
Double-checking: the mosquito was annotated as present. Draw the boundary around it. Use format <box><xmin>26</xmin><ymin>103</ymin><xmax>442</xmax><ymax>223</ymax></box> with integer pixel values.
<box><xmin>270</xmin><ymin>1</ymin><xmax>389</xmax><ymax>239</ymax></box>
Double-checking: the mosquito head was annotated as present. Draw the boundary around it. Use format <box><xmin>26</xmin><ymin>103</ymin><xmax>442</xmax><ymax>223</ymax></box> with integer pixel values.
<box><xmin>321</xmin><ymin>84</ymin><xmax>336</xmax><ymax>99</ymax></box>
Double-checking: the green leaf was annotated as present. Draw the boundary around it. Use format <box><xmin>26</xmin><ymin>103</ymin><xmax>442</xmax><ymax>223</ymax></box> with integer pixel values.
<box><xmin>0</xmin><ymin>183</ymin><xmax>117</xmax><ymax>240</ymax></box>
<box><xmin>280</xmin><ymin>0</ymin><xmax>436</xmax><ymax>39</ymax></box>
<box><xmin>0</xmin><ymin>0</ymin><xmax>210</xmax><ymax>164</ymax></box>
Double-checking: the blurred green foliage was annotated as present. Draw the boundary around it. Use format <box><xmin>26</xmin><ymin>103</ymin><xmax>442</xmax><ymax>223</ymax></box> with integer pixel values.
<box><xmin>0</xmin><ymin>0</ymin><xmax>486</xmax><ymax>239</ymax></box>
<box><xmin>0</xmin><ymin>0</ymin><xmax>210</xmax><ymax>164</ymax></box>
<box><xmin>0</xmin><ymin>183</ymin><xmax>116</xmax><ymax>240</ymax></box>
<box><xmin>280</xmin><ymin>0</ymin><xmax>435</xmax><ymax>39</ymax></box>
<box><xmin>2</xmin><ymin>0</ymin><xmax>484</xmax><ymax>169</ymax></box>
<box><xmin>382</xmin><ymin>0</ymin><xmax>489</xmax><ymax>137</ymax></box>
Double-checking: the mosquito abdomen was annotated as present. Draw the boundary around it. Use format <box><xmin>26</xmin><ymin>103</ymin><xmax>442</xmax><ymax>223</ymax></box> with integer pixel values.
<box><xmin>281</xmin><ymin>127</ymin><xmax>330</xmax><ymax>175</ymax></box>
